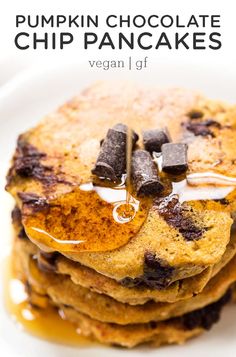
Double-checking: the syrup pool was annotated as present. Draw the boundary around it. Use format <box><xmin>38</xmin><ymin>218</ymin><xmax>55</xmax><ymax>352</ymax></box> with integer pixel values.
<box><xmin>4</xmin><ymin>257</ymin><xmax>94</xmax><ymax>346</ymax></box>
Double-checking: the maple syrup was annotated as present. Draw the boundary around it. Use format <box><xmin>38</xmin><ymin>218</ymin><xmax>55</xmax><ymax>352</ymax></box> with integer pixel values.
<box><xmin>23</xmin><ymin>182</ymin><xmax>151</xmax><ymax>253</ymax></box>
<box><xmin>172</xmin><ymin>172</ymin><xmax>236</xmax><ymax>203</ymax></box>
<box><xmin>4</xmin><ymin>256</ymin><xmax>94</xmax><ymax>346</ymax></box>
<box><xmin>124</xmin><ymin>126</ymin><xmax>134</xmax><ymax>217</ymax></box>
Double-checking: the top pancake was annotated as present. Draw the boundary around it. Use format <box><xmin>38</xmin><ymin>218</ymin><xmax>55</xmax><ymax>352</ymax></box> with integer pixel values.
<box><xmin>6</xmin><ymin>82</ymin><xmax>236</xmax><ymax>284</ymax></box>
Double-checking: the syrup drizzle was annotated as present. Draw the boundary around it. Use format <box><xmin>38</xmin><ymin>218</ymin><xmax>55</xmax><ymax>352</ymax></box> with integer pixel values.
<box><xmin>187</xmin><ymin>172</ymin><xmax>236</xmax><ymax>186</ymax></box>
<box><xmin>153</xmin><ymin>151</ymin><xmax>236</xmax><ymax>203</ymax></box>
<box><xmin>124</xmin><ymin>126</ymin><xmax>134</xmax><ymax>218</ymax></box>
<box><xmin>104</xmin><ymin>124</ymin><xmax>135</xmax><ymax>223</ymax></box>
<box><xmin>172</xmin><ymin>172</ymin><xmax>236</xmax><ymax>203</ymax></box>
<box><xmin>80</xmin><ymin>180</ymin><xmax>140</xmax><ymax>224</ymax></box>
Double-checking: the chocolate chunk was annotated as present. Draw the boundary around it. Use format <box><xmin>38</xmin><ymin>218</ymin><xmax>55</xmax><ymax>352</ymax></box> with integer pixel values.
<box><xmin>156</xmin><ymin>196</ymin><xmax>203</xmax><ymax>241</ymax></box>
<box><xmin>188</xmin><ymin>110</ymin><xmax>204</xmax><ymax>119</ymax></box>
<box><xmin>120</xmin><ymin>252</ymin><xmax>174</xmax><ymax>289</ymax></box>
<box><xmin>181</xmin><ymin>289</ymin><xmax>231</xmax><ymax>330</ymax></box>
<box><xmin>131</xmin><ymin>150</ymin><xmax>164</xmax><ymax>196</ymax></box>
<box><xmin>143</xmin><ymin>128</ymin><xmax>171</xmax><ymax>153</ymax></box>
<box><xmin>92</xmin><ymin>123</ymin><xmax>139</xmax><ymax>182</ymax></box>
<box><xmin>185</xmin><ymin>119</ymin><xmax>221</xmax><ymax>137</ymax></box>
<box><xmin>162</xmin><ymin>143</ymin><xmax>188</xmax><ymax>174</ymax></box>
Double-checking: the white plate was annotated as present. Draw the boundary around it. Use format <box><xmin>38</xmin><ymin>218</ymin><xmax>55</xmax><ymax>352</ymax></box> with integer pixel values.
<box><xmin>1</xmin><ymin>60</ymin><xmax>236</xmax><ymax>357</ymax></box>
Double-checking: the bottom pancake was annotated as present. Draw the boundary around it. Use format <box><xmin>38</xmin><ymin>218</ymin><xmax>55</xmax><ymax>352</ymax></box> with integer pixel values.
<box><xmin>11</xmin><ymin>233</ymin><xmax>233</xmax><ymax>347</ymax></box>
<box><xmin>26</xmin><ymin>288</ymin><xmax>204</xmax><ymax>348</ymax></box>
<box><xmin>17</xmin><ymin>273</ymin><xmax>232</xmax><ymax>348</ymax></box>
<box><xmin>58</xmin><ymin>291</ymin><xmax>230</xmax><ymax>348</ymax></box>
<box><xmin>11</xmin><ymin>236</ymin><xmax>233</xmax><ymax>347</ymax></box>
<box><xmin>13</xmin><ymin>251</ymin><xmax>230</xmax><ymax>348</ymax></box>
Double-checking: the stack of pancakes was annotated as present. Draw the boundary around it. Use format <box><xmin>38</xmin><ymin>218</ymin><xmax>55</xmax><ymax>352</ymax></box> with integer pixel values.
<box><xmin>6</xmin><ymin>82</ymin><xmax>236</xmax><ymax>348</ymax></box>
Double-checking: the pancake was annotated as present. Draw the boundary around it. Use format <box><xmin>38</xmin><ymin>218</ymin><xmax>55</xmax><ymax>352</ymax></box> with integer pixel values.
<box><xmin>58</xmin><ymin>294</ymin><xmax>229</xmax><ymax>348</ymax></box>
<box><xmin>29</xmin><ymin>291</ymin><xmax>206</xmax><ymax>348</ymax></box>
<box><xmin>6</xmin><ymin>83</ymin><xmax>236</xmax><ymax>287</ymax></box>
<box><xmin>56</xmin><ymin>227</ymin><xmax>236</xmax><ymax>305</ymax></box>
<box><xmin>12</xmin><ymin>236</ymin><xmax>231</xmax><ymax>348</ymax></box>
<box><xmin>13</xmin><ymin>232</ymin><xmax>236</xmax><ymax>325</ymax></box>
<box><xmin>13</xmin><ymin>209</ymin><xmax>236</xmax><ymax>305</ymax></box>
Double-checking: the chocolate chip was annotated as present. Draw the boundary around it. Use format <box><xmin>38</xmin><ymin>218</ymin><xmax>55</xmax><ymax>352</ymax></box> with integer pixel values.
<box><xmin>17</xmin><ymin>192</ymin><xmax>48</xmax><ymax>211</ymax></box>
<box><xmin>14</xmin><ymin>139</ymin><xmax>49</xmax><ymax>178</ymax></box>
<box><xmin>143</xmin><ymin>252</ymin><xmax>174</xmax><ymax>288</ymax></box>
<box><xmin>25</xmin><ymin>280</ymin><xmax>32</xmax><ymax>295</ymax></box>
<box><xmin>6</xmin><ymin>137</ymin><xmax>71</xmax><ymax>188</ymax></box>
<box><xmin>149</xmin><ymin>321</ymin><xmax>157</xmax><ymax>329</ymax></box>
<box><xmin>214</xmin><ymin>198</ymin><xmax>229</xmax><ymax>205</ymax></box>
<box><xmin>188</xmin><ymin>110</ymin><xmax>204</xmax><ymax>119</ymax></box>
<box><xmin>37</xmin><ymin>251</ymin><xmax>59</xmax><ymax>273</ymax></box>
<box><xmin>203</xmin><ymin>119</ymin><xmax>221</xmax><ymax>128</ymax></box>
<box><xmin>119</xmin><ymin>277</ymin><xmax>143</xmax><ymax>289</ymax></box>
<box><xmin>11</xmin><ymin>206</ymin><xmax>22</xmax><ymax>224</ymax></box>
<box><xmin>185</xmin><ymin>119</ymin><xmax>221</xmax><ymax>137</ymax></box>
<box><xmin>40</xmin><ymin>251</ymin><xmax>57</xmax><ymax>260</ymax></box>
<box><xmin>131</xmin><ymin>150</ymin><xmax>164</xmax><ymax>196</ymax></box>
<box><xmin>9</xmin><ymin>140</ymin><xmax>48</xmax><ymax>180</ymax></box>
<box><xmin>162</xmin><ymin>143</ymin><xmax>188</xmax><ymax>175</ymax></box>
<box><xmin>92</xmin><ymin>123</ymin><xmax>139</xmax><ymax>182</ymax></box>
<box><xmin>143</xmin><ymin>128</ymin><xmax>171</xmax><ymax>153</ymax></box>
<box><xmin>181</xmin><ymin>289</ymin><xmax>231</xmax><ymax>330</ymax></box>
<box><xmin>186</xmin><ymin>123</ymin><xmax>212</xmax><ymax>137</ymax></box>
<box><xmin>17</xmin><ymin>136</ymin><xmax>46</xmax><ymax>158</ymax></box>
<box><xmin>18</xmin><ymin>227</ymin><xmax>27</xmax><ymax>240</ymax></box>
<box><xmin>18</xmin><ymin>192</ymin><xmax>46</xmax><ymax>205</ymax></box>
<box><xmin>11</xmin><ymin>207</ymin><xmax>28</xmax><ymax>239</ymax></box>
<box><xmin>156</xmin><ymin>196</ymin><xmax>203</xmax><ymax>241</ymax></box>
<box><xmin>120</xmin><ymin>252</ymin><xmax>174</xmax><ymax>290</ymax></box>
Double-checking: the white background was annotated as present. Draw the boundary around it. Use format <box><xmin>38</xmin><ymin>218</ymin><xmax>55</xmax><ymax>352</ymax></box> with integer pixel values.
<box><xmin>0</xmin><ymin>0</ymin><xmax>236</xmax><ymax>74</ymax></box>
<box><xmin>1</xmin><ymin>1</ymin><xmax>236</xmax><ymax>357</ymax></box>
